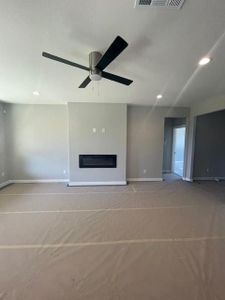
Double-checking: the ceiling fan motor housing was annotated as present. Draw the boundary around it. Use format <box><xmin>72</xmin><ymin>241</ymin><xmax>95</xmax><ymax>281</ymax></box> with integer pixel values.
<box><xmin>89</xmin><ymin>51</ymin><xmax>102</xmax><ymax>81</ymax></box>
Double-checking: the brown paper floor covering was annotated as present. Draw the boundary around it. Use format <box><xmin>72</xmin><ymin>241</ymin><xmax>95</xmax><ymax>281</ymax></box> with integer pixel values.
<box><xmin>0</xmin><ymin>180</ymin><xmax>225</xmax><ymax>299</ymax></box>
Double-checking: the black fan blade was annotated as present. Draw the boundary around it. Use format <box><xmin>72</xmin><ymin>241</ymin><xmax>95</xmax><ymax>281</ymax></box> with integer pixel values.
<box><xmin>95</xmin><ymin>36</ymin><xmax>128</xmax><ymax>71</ymax></box>
<box><xmin>102</xmin><ymin>71</ymin><xmax>133</xmax><ymax>86</ymax></box>
<box><xmin>79</xmin><ymin>76</ymin><xmax>91</xmax><ymax>88</ymax></box>
<box><xmin>42</xmin><ymin>52</ymin><xmax>90</xmax><ymax>72</ymax></box>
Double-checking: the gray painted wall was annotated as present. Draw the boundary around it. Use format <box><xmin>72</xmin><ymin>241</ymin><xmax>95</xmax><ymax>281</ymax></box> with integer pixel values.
<box><xmin>2</xmin><ymin>103</ymin><xmax>189</xmax><ymax>183</ymax></box>
<box><xmin>127</xmin><ymin>106</ymin><xmax>189</xmax><ymax>179</ymax></box>
<box><xmin>0</xmin><ymin>102</ymin><xmax>8</xmax><ymax>184</ymax></box>
<box><xmin>68</xmin><ymin>103</ymin><xmax>127</xmax><ymax>184</ymax></box>
<box><xmin>163</xmin><ymin>118</ymin><xmax>173</xmax><ymax>173</ymax></box>
<box><xmin>6</xmin><ymin>104</ymin><xmax>68</xmax><ymax>180</ymax></box>
<box><xmin>193</xmin><ymin>109</ymin><xmax>225</xmax><ymax>178</ymax></box>
<box><xmin>185</xmin><ymin>96</ymin><xmax>225</xmax><ymax>180</ymax></box>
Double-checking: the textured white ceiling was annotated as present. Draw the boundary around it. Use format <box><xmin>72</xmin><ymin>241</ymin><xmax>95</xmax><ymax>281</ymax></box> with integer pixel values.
<box><xmin>1</xmin><ymin>0</ymin><xmax>225</xmax><ymax>106</ymax></box>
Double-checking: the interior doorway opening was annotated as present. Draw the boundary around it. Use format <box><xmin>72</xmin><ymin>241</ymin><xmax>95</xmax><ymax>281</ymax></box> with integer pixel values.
<box><xmin>163</xmin><ymin>118</ymin><xmax>186</xmax><ymax>181</ymax></box>
<box><xmin>172</xmin><ymin>126</ymin><xmax>186</xmax><ymax>176</ymax></box>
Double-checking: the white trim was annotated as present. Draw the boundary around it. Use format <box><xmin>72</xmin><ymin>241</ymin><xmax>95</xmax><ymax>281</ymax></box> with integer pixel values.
<box><xmin>12</xmin><ymin>179</ymin><xmax>69</xmax><ymax>184</ymax></box>
<box><xmin>193</xmin><ymin>177</ymin><xmax>225</xmax><ymax>181</ymax></box>
<box><xmin>185</xmin><ymin>116</ymin><xmax>197</xmax><ymax>181</ymax></box>
<box><xmin>68</xmin><ymin>181</ymin><xmax>127</xmax><ymax>186</ymax></box>
<box><xmin>127</xmin><ymin>178</ymin><xmax>163</xmax><ymax>182</ymax></box>
<box><xmin>182</xmin><ymin>177</ymin><xmax>193</xmax><ymax>182</ymax></box>
<box><xmin>0</xmin><ymin>180</ymin><xmax>12</xmax><ymax>189</ymax></box>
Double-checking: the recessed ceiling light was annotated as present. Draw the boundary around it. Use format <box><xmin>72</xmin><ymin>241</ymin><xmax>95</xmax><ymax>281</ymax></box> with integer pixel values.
<box><xmin>33</xmin><ymin>91</ymin><xmax>39</xmax><ymax>96</ymax></box>
<box><xmin>157</xmin><ymin>94</ymin><xmax>163</xmax><ymax>99</ymax></box>
<box><xmin>198</xmin><ymin>57</ymin><xmax>211</xmax><ymax>66</ymax></box>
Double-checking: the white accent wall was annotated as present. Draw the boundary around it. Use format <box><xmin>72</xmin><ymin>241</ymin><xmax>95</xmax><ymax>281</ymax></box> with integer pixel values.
<box><xmin>68</xmin><ymin>103</ymin><xmax>127</xmax><ymax>185</ymax></box>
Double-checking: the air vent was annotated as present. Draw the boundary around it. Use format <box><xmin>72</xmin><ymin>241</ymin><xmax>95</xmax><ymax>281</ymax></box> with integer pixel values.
<box><xmin>151</xmin><ymin>0</ymin><xmax>167</xmax><ymax>6</ymax></box>
<box><xmin>139</xmin><ymin>0</ymin><xmax>152</xmax><ymax>4</ymax></box>
<box><xmin>168</xmin><ymin>0</ymin><xmax>184</xmax><ymax>6</ymax></box>
<box><xmin>135</xmin><ymin>0</ymin><xmax>185</xmax><ymax>9</ymax></box>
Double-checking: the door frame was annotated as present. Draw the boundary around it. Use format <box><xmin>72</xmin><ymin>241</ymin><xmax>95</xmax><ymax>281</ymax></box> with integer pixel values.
<box><xmin>172</xmin><ymin>125</ymin><xmax>186</xmax><ymax>177</ymax></box>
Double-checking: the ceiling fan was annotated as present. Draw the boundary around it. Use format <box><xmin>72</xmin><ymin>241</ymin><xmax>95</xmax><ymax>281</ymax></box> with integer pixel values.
<box><xmin>42</xmin><ymin>36</ymin><xmax>133</xmax><ymax>88</ymax></box>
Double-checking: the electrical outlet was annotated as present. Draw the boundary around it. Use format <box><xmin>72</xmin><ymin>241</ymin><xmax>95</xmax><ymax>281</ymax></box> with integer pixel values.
<box><xmin>101</xmin><ymin>128</ymin><xmax>105</xmax><ymax>133</ymax></box>
<box><xmin>143</xmin><ymin>169</ymin><xmax>147</xmax><ymax>174</ymax></box>
<box><xmin>92</xmin><ymin>128</ymin><xmax>97</xmax><ymax>133</ymax></box>
<box><xmin>63</xmin><ymin>170</ymin><xmax>67</xmax><ymax>174</ymax></box>
<box><xmin>1</xmin><ymin>172</ymin><xmax>5</xmax><ymax>177</ymax></box>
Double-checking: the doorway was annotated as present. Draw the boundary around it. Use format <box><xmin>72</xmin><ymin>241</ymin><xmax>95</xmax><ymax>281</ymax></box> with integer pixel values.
<box><xmin>172</xmin><ymin>127</ymin><xmax>186</xmax><ymax>177</ymax></box>
<box><xmin>163</xmin><ymin>118</ymin><xmax>186</xmax><ymax>181</ymax></box>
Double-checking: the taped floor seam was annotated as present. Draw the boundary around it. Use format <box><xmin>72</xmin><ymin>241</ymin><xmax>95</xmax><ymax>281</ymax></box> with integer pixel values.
<box><xmin>0</xmin><ymin>205</ymin><xmax>218</xmax><ymax>215</ymax></box>
<box><xmin>0</xmin><ymin>236</ymin><xmax>225</xmax><ymax>250</ymax></box>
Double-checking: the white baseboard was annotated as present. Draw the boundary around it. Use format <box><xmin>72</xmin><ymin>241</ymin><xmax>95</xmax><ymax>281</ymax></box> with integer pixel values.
<box><xmin>182</xmin><ymin>177</ymin><xmax>193</xmax><ymax>182</ymax></box>
<box><xmin>0</xmin><ymin>180</ymin><xmax>12</xmax><ymax>189</ymax></box>
<box><xmin>127</xmin><ymin>178</ymin><xmax>163</xmax><ymax>182</ymax></box>
<box><xmin>193</xmin><ymin>177</ymin><xmax>225</xmax><ymax>181</ymax></box>
<box><xmin>68</xmin><ymin>181</ymin><xmax>127</xmax><ymax>186</ymax></box>
<box><xmin>12</xmin><ymin>179</ymin><xmax>69</xmax><ymax>184</ymax></box>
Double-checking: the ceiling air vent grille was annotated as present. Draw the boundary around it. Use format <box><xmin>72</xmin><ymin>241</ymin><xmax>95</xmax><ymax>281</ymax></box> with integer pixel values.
<box><xmin>135</xmin><ymin>0</ymin><xmax>185</xmax><ymax>9</ymax></box>
<box><xmin>168</xmin><ymin>0</ymin><xmax>184</xmax><ymax>7</ymax></box>
<box><xmin>139</xmin><ymin>0</ymin><xmax>152</xmax><ymax>4</ymax></box>
<box><xmin>151</xmin><ymin>0</ymin><xmax>167</xmax><ymax>6</ymax></box>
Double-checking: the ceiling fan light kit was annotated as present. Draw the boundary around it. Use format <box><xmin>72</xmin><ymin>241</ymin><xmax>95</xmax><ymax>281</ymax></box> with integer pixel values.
<box><xmin>42</xmin><ymin>36</ymin><xmax>133</xmax><ymax>88</ymax></box>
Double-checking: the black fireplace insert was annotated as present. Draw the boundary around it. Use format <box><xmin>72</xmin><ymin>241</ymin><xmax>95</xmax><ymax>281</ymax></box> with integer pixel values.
<box><xmin>79</xmin><ymin>154</ymin><xmax>117</xmax><ymax>168</ymax></box>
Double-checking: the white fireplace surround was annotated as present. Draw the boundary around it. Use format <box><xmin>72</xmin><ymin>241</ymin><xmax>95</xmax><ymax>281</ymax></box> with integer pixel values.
<box><xmin>68</xmin><ymin>103</ymin><xmax>127</xmax><ymax>186</ymax></box>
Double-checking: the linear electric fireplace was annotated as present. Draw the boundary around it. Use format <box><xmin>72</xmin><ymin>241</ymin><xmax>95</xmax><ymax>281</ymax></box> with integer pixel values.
<box><xmin>79</xmin><ymin>154</ymin><xmax>117</xmax><ymax>168</ymax></box>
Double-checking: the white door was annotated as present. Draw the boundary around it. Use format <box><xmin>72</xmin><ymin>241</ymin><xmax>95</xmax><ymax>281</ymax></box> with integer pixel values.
<box><xmin>172</xmin><ymin>127</ymin><xmax>186</xmax><ymax>177</ymax></box>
